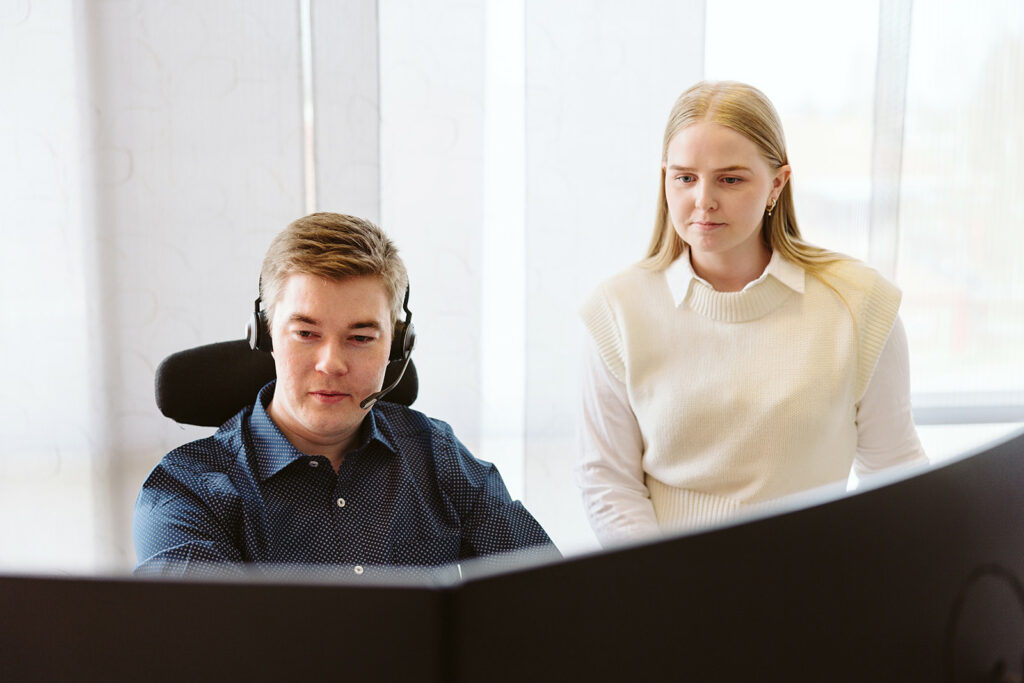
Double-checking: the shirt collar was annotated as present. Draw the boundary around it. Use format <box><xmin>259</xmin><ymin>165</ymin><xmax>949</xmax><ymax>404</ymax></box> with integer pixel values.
<box><xmin>664</xmin><ymin>245</ymin><xmax>806</xmax><ymax>306</ymax></box>
<box><xmin>248</xmin><ymin>381</ymin><xmax>399</xmax><ymax>482</ymax></box>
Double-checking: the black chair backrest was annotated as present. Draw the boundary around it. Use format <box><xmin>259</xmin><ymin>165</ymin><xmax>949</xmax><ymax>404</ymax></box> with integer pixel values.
<box><xmin>155</xmin><ymin>340</ymin><xmax>418</xmax><ymax>427</ymax></box>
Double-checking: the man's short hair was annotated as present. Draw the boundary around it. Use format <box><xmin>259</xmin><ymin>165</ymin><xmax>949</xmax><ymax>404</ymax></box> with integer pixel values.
<box><xmin>259</xmin><ymin>212</ymin><xmax>408</xmax><ymax>334</ymax></box>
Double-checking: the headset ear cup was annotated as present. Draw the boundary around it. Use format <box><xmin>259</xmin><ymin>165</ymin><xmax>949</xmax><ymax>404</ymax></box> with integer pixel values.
<box><xmin>390</xmin><ymin>320</ymin><xmax>416</xmax><ymax>362</ymax></box>
<box><xmin>386</xmin><ymin>284</ymin><xmax>415</xmax><ymax>363</ymax></box>
<box><xmin>402</xmin><ymin>321</ymin><xmax>415</xmax><ymax>358</ymax></box>
<box><xmin>247</xmin><ymin>309</ymin><xmax>272</xmax><ymax>352</ymax></box>
<box><xmin>246</xmin><ymin>295</ymin><xmax>273</xmax><ymax>352</ymax></box>
<box><xmin>390</xmin><ymin>321</ymin><xmax>408</xmax><ymax>362</ymax></box>
<box><xmin>246</xmin><ymin>312</ymin><xmax>258</xmax><ymax>350</ymax></box>
<box><xmin>257</xmin><ymin>311</ymin><xmax>272</xmax><ymax>352</ymax></box>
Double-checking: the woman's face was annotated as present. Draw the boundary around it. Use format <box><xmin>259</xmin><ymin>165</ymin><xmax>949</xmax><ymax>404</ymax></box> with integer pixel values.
<box><xmin>663</xmin><ymin>121</ymin><xmax>790</xmax><ymax>265</ymax></box>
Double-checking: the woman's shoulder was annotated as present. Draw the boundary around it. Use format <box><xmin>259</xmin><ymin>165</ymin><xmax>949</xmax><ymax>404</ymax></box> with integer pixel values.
<box><xmin>805</xmin><ymin>255</ymin><xmax>903</xmax><ymax>400</ymax></box>
<box><xmin>812</xmin><ymin>256</ymin><xmax>902</xmax><ymax>318</ymax></box>
<box><xmin>814</xmin><ymin>255</ymin><xmax>896</xmax><ymax>292</ymax></box>
<box><xmin>581</xmin><ymin>264</ymin><xmax>661</xmax><ymax>322</ymax></box>
<box><xmin>590</xmin><ymin>262</ymin><xmax>666</xmax><ymax>301</ymax></box>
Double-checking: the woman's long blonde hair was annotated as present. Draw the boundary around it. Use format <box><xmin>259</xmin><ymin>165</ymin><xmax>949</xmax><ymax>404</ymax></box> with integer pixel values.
<box><xmin>643</xmin><ymin>81</ymin><xmax>842</xmax><ymax>274</ymax></box>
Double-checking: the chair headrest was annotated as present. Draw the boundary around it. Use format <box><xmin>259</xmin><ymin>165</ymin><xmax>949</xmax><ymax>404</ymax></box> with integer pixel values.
<box><xmin>155</xmin><ymin>339</ymin><xmax>418</xmax><ymax>427</ymax></box>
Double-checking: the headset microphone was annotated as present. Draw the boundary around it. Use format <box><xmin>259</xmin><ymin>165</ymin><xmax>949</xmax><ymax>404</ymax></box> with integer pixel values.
<box><xmin>360</xmin><ymin>353</ymin><xmax>413</xmax><ymax>410</ymax></box>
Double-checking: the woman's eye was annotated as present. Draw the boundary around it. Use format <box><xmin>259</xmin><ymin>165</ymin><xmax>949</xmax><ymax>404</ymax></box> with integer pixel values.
<box><xmin>722</xmin><ymin>177</ymin><xmax>741</xmax><ymax>185</ymax></box>
<box><xmin>675</xmin><ymin>174</ymin><xmax>695</xmax><ymax>183</ymax></box>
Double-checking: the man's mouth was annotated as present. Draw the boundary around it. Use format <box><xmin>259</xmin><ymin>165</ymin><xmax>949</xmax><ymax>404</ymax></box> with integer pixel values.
<box><xmin>310</xmin><ymin>391</ymin><xmax>348</xmax><ymax>403</ymax></box>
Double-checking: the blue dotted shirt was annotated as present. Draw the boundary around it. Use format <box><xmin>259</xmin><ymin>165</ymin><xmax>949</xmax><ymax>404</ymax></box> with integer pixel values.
<box><xmin>133</xmin><ymin>381</ymin><xmax>556</xmax><ymax>577</ymax></box>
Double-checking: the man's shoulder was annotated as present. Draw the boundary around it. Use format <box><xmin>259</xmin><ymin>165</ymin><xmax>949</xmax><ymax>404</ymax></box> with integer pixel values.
<box><xmin>373</xmin><ymin>402</ymin><xmax>504</xmax><ymax>496</ymax></box>
<box><xmin>374</xmin><ymin>401</ymin><xmax>456</xmax><ymax>441</ymax></box>
<box><xmin>157</xmin><ymin>409</ymin><xmax>248</xmax><ymax>476</ymax></box>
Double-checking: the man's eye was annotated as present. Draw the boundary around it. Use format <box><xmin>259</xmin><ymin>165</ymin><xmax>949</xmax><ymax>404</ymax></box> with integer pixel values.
<box><xmin>295</xmin><ymin>330</ymin><xmax>315</xmax><ymax>339</ymax></box>
<box><xmin>722</xmin><ymin>177</ymin><xmax>741</xmax><ymax>184</ymax></box>
<box><xmin>352</xmin><ymin>335</ymin><xmax>374</xmax><ymax>344</ymax></box>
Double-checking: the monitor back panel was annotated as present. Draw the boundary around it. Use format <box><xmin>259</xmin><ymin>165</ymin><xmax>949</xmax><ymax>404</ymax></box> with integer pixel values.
<box><xmin>453</xmin><ymin>429</ymin><xmax>1024</xmax><ymax>682</ymax></box>
<box><xmin>0</xmin><ymin>575</ymin><xmax>449</xmax><ymax>681</ymax></box>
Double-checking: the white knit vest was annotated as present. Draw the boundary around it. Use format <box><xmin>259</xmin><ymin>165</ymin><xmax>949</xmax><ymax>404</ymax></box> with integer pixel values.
<box><xmin>581</xmin><ymin>256</ymin><xmax>900</xmax><ymax>532</ymax></box>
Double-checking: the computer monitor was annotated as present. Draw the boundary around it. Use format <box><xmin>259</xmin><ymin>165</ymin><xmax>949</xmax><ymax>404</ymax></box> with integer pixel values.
<box><xmin>0</xmin><ymin>570</ymin><xmax>450</xmax><ymax>681</ymax></box>
<box><xmin>3</xmin><ymin>427</ymin><xmax>1023</xmax><ymax>681</ymax></box>
<box><xmin>454</xmin><ymin>425</ymin><xmax>1024</xmax><ymax>681</ymax></box>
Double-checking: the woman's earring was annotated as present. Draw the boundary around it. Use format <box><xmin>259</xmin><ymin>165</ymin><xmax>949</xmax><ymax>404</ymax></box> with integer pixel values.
<box><xmin>766</xmin><ymin>197</ymin><xmax>777</xmax><ymax>217</ymax></box>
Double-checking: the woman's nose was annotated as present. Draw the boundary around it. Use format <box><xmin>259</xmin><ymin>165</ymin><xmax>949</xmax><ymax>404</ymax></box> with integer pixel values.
<box><xmin>694</xmin><ymin>181</ymin><xmax>716</xmax><ymax>210</ymax></box>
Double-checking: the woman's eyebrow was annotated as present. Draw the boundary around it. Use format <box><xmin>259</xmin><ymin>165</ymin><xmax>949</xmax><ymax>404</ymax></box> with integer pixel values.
<box><xmin>667</xmin><ymin>164</ymin><xmax>753</xmax><ymax>173</ymax></box>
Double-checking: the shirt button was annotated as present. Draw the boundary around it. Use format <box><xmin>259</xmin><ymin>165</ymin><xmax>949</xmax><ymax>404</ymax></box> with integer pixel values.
<box><xmin>354</xmin><ymin>565</ymin><xmax>364</xmax><ymax>575</ymax></box>
<box><xmin>336</xmin><ymin>497</ymin><xmax>346</xmax><ymax>508</ymax></box>
<box><xmin>309</xmin><ymin>460</ymin><xmax>319</xmax><ymax>468</ymax></box>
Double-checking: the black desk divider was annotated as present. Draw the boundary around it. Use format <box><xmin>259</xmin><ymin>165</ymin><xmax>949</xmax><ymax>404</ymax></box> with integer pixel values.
<box><xmin>4</xmin><ymin>426</ymin><xmax>1024</xmax><ymax>681</ymax></box>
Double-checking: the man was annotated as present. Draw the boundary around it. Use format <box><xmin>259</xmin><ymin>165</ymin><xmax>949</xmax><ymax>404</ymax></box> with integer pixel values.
<box><xmin>134</xmin><ymin>213</ymin><xmax>556</xmax><ymax>576</ymax></box>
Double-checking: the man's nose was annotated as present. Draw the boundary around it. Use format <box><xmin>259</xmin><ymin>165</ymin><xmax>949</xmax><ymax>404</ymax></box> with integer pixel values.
<box><xmin>315</xmin><ymin>339</ymin><xmax>348</xmax><ymax>375</ymax></box>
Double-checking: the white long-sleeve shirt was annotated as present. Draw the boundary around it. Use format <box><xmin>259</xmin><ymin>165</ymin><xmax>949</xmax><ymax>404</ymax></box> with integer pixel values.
<box><xmin>577</xmin><ymin>254</ymin><xmax>928</xmax><ymax>548</ymax></box>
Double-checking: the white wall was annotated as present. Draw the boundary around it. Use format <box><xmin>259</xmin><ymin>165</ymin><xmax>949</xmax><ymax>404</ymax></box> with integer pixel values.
<box><xmin>379</xmin><ymin>0</ymin><xmax>487</xmax><ymax>468</ymax></box>
<box><xmin>381</xmin><ymin>0</ymin><xmax>706</xmax><ymax>554</ymax></box>
<box><xmin>1</xmin><ymin>0</ymin><xmax>98</xmax><ymax>570</ymax></box>
<box><xmin>3</xmin><ymin>0</ymin><xmax>307</xmax><ymax>570</ymax></box>
<box><xmin>522</xmin><ymin>0</ymin><xmax>705</xmax><ymax>553</ymax></box>
<box><xmin>82</xmin><ymin>1</ymin><xmax>308</xmax><ymax>566</ymax></box>
<box><xmin>3</xmin><ymin>0</ymin><xmax>1021</xmax><ymax>572</ymax></box>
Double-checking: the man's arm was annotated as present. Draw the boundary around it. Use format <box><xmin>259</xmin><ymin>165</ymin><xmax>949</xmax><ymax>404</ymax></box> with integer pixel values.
<box><xmin>434</xmin><ymin>430</ymin><xmax>559</xmax><ymax>561</ymax></box>
<box><xmin>133</xmin><ymin>462</ymin><xmax>246</xmax><ymax>577</ymax></box>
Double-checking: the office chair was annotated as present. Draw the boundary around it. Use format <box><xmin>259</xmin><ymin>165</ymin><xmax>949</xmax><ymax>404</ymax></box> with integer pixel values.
<box><xmin>154</xmin><ymin>339</ymin><xmax>418</xmax><ymax>427</ymax></box>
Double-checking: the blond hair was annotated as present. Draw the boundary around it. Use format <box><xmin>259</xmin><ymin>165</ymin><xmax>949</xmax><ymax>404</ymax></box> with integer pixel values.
<box><xmin>260</xmin><ymin>212</ymin><xmax>408</xmax><ymax>333</ymax></box>
<box><xmin>644</xmin><ymin>81</ymin><xmax>842</xmax><ymax>274</ymax></box>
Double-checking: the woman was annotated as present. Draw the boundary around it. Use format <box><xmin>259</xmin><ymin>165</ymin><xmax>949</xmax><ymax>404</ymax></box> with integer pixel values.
<box><xmin>577</xmin><ymin>81</ymin><xmax>927</xmax><ymax>547</ymax></box>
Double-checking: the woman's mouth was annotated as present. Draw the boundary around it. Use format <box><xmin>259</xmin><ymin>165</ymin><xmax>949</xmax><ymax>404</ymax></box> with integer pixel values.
<box><xmin>691</xmin><ymin>221</ymin><xmax>725</xmax><ymax>232</ymax></box>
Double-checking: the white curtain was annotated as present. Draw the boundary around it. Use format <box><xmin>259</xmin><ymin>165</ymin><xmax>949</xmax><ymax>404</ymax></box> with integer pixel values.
<box><xmin>2</xmin><ymin>0</ymin><xmax>1022</xmax><ymax>572</ymax></box>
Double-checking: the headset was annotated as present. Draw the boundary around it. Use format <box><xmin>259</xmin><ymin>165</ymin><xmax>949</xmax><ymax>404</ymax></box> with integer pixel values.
<box><xmin>246</xmin><ymin>281</ymin><xmax>416</xmax><ymax>409</ymax></box>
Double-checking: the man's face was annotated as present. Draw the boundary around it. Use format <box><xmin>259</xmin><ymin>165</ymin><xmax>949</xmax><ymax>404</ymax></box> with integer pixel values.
<box><xmin>266</xmin><ymin>273</ymin><xmax>392</xmax><ymax>459</ymax></box>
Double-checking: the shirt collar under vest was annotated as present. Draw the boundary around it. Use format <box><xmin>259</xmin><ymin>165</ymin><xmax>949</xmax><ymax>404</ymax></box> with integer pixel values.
<box><xmin>664</xmin><ymin>246</ymin><xmax>807</xmax><ymax>323</ymax></box>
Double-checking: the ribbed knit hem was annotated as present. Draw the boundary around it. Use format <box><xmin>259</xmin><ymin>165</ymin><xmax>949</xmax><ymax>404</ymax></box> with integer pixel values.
<box><xmin>816</xmin><ymin>261</ymin><xmax>902</xmax><ymax>400</ymax></box>
<box><xmin>647</xmin><ymin>476</ymin><xmax>742</xmax><ymax>531</ymax></box>
<box><xmin>580</xmin><ymin>286</ymin><xmax>627</xmax><ymax>382</ymax></box>
<box><xmin>854</xmin><ymin>275</ymin><xmax>901</xmax><ymax>400</ymax></box>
